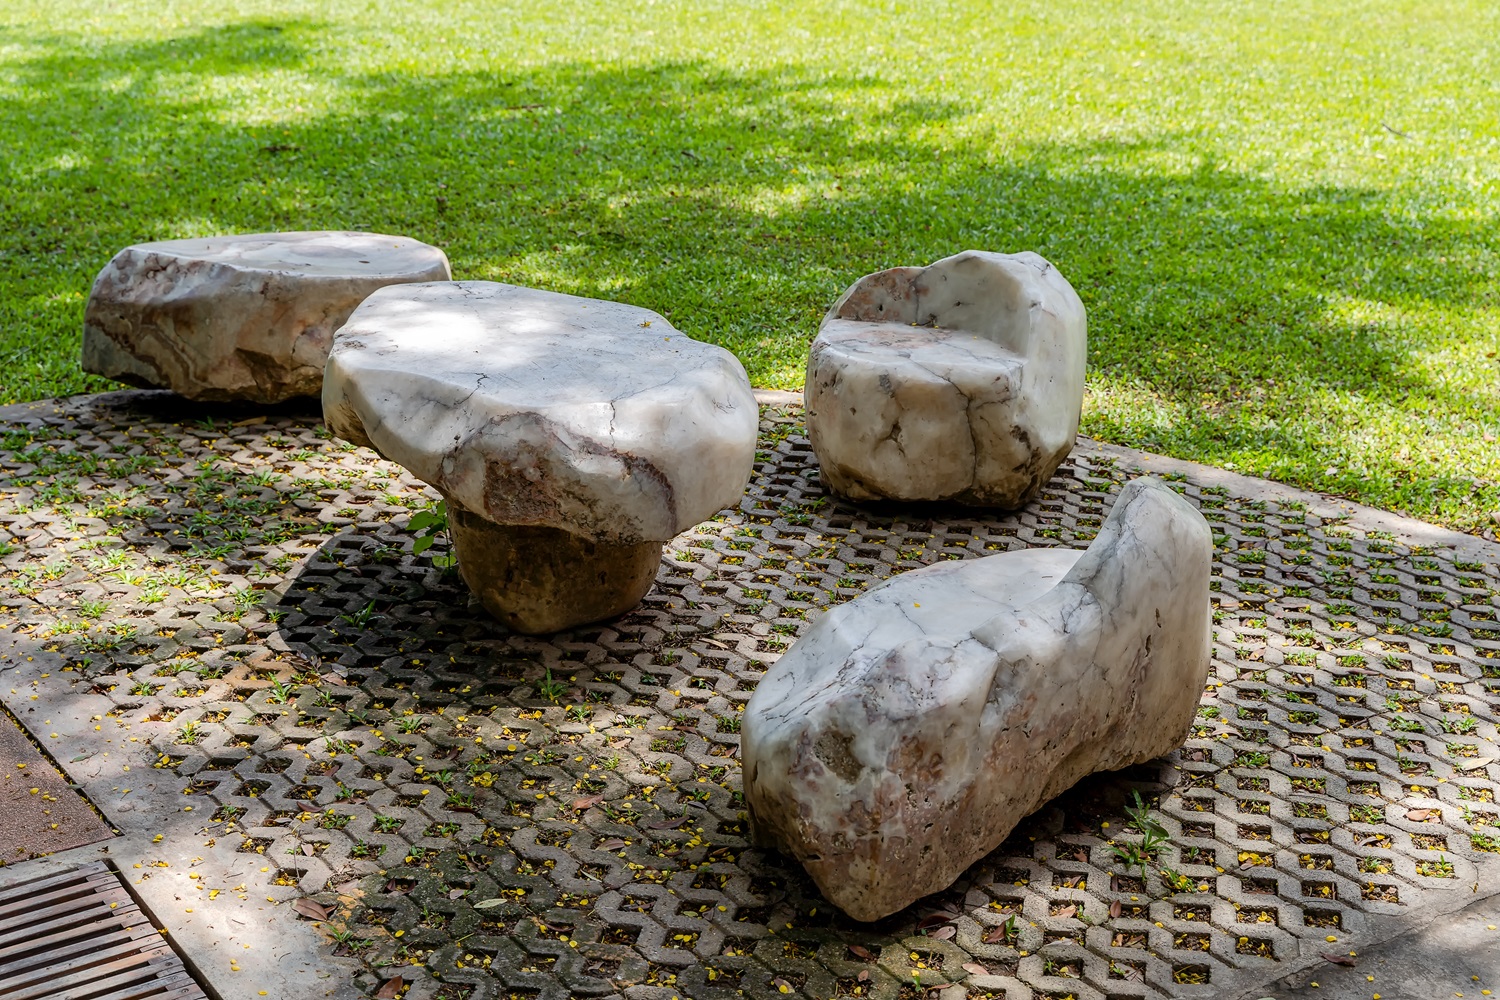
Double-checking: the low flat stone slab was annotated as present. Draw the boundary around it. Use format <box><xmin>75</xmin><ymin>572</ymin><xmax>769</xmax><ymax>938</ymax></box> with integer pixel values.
<box><xmin>83</xmin><ymin>231</ymin><xmax>450</xmax><ymax>403</ymax></box>
<box><xmin>742</xmin><ymin>477</ymin><xmax>1212</xmax><ymax>921</ymax></box>
<box><xmin>0</xmin><ymin>708</ymin><xmax>113</xmax><ymax>860</ymax></box>
<box><xmin>805</xmin><ymin>250</ymin><xmax>1086</xmax><ymax>507</ymax></box>
<box><xmin>323</xmin><ymin>280</ymin><xmax>758</xmax><ymax>632</ymax></box>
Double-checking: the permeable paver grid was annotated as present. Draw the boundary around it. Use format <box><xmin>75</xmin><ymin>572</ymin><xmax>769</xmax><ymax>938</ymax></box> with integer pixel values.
<box><xmin>0</xmin><ymin>390</ymin><xmax>1496</xmax><ymax>1000</ymax></box>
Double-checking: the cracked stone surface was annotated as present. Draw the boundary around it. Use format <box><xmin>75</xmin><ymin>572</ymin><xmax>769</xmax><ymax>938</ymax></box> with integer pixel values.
<box><xmin>0</xmin><ymin>390</ymin><xmax>1497</xmax><ymax>1000</ymax></box>
<box><xmin>82</xmin><ymin>231</ymin><xmax>451</xmax><ymax>403</ymax></box>
<box><xmin>323</xmin><ymin>280</ymin><xmax>758</xmax><ymax>632</ymax></box>
<box><xmin>743</xmin><ymin>478</ymin><xmax>1213</xmax><ymax>921</ymax></box>
<box><xmin>805</xmin><ymin>250</ymin><xmax>1086</xmax><ymax>507</ymax></box>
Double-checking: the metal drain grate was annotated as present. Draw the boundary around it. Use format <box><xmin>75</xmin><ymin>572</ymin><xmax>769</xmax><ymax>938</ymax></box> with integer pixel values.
<box><xmin>0</xmin><ymin>862</ymin><xmax>209</xmax><ymax>1000</ymax></box>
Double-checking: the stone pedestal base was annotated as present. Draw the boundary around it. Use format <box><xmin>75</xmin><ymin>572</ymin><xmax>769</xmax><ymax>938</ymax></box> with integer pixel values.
<box><xmin>449</xmin><ymin>506</ymin><xmax>662</xmax><ymax>634</ymax></box>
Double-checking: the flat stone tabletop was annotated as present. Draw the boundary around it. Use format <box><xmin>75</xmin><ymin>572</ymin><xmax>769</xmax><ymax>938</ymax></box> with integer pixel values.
<box><xmin>324</xmin><ymin>280</ymin><xmax>759</xmax><ymax>543</ymax></box>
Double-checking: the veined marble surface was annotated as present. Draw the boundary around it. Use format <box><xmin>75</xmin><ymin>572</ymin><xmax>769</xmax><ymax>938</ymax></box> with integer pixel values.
<box><xmin>805</xmin><ymin>250</ymin><xmax>1086</xmax><ymax>507</ymax></box>
<box><xmin>323</xmin><ymin>280</ymin><xmax>759</xmax><ymax>545</ymax></box>
<box><xmin>741</xmin><ymin>477</ymin><xmax>1212</xmax><ymax>921</ymax></box>
<box><xmin>82</xmin><ymin>231</ymin><xmax>451</xmax><ymax>403</ymax></box>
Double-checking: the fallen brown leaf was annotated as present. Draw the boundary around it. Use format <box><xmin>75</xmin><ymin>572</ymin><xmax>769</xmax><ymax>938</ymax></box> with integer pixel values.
<box><xmin>292</xmin><ymin>898</ymin><xmax>331</xmax><ymax>921</ymax></box>
<box><xmin>916</xmin><ymin>911</ymin><xmax>951</xmax><ymax>929</ymax></box>
<box><xmin>929</xmin><ymin>925</ymin><xmax>955</xmax><ymax>940</ymax></box>
<box><xmin>1054</xmin><ymin>904</ymin><xmax>1077</xmax><ymax>920</ymax></box>
<box><xmin>961</xmin><ymin>962</ymin><xmax>989</xmax><ymax>976</ymax></box>
<box><xmin>857</xmin><ymin>970</ymin><xmax>870</xmax><ymax>982</ymax></box>
<box><xmin>301</xmin><ymin>843</ymin><xmax>316</xmax><ymax>857</ymax></box>
<box><xmin>572</xmin><ymin>795</ymin><xmax>603</xmax><ymax>811</ymax></box>
<box><xmin>982</xmin><ymin>925</ymin><xmax>1009</xmax><ymax>944</ymax></box>
<box><xmin>1406</xmin><ymin>809</ymin><xmax>1431</xmax><ymax>822</ymax></box>
<box><xmin>772</xmin><ymin>977</ymin><xmax>791</xmax><ymax>991</ymax></box>
<box><xmin>1320</xmin><ymin>952</ymin><xmax>1357</xmax><ymax>966</ymax></box>
<box><xmin>597</xmin><ymin>838</ymin><xmax>627</xmax><ymax>851</ymax></box>
<box><xmin>848</xmin><ymin>944</ymin><xmax>876</xmax><ymax>962</ymax></box>
<box><xmin>374</xmin><ymin>975</ymin><xmax>404</xmax><ymax>999</ymax></box>
<box><xmin>1109</xmin><ymin>900</ymin><xmax>1123</xmax><ymax>919</ymax></box>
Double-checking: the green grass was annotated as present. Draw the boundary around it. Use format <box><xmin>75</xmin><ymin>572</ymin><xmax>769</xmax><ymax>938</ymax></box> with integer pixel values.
<box><xmin>1</xmin><ymin>0</ymin><xmax>1497</xmax><ymax>529</ymax></box>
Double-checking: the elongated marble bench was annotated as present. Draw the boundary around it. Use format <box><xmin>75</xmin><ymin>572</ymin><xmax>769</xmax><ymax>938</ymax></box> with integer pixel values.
<box><xmin>805</xmin><ymin>250</ymin><xmax>1086</xmax><ymax>508</ymax></box>
<box><xmin>83</xmin><ymin>231</ymin><xmax>451</xmax><ymax>403</ymax></box>
<box><xmin>741</xmin><ymin>477</ymin><xmax>1212</xmax><ymax>921</ymax></box>
<box><xmin>322</xmin><ymin>280</ymin><xmax>758</xmax><ymax>634</ymax></box>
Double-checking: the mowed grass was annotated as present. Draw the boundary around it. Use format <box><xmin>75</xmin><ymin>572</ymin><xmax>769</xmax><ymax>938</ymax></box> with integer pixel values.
<box><xmin>1</xmin><ymin>0</ymin><xmax>1497</xmax><ymax>529</ymax></box>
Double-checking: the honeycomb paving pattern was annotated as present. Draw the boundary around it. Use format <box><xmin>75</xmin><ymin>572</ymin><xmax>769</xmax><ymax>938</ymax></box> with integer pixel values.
<box><xmin>0</xmin><ymin>390</ymin><xmax>1497</xmax><ymax>1000</ymax></box>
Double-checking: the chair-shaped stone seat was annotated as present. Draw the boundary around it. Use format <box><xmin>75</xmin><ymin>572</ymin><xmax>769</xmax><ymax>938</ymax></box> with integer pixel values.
<box><xmin>805</xmin><ymin>250</ymin><xmax>1086</xmax><ymax>507</ymax></box>
<box><xmin>741</xmin><ymin>477</ymin><xmax>1212</xmax><ymax>921</ymax></box>
<box><xmin>322</xmin><ymin>280</ymin><xmax>758</xmax><ymax>634</ymax></box>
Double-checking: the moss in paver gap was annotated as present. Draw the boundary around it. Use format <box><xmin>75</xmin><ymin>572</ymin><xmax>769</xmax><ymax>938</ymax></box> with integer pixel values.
<box><xmin>0</xmin><ymin>394</ymin><xmax>1497</xmax><ymax>1000</ymax></box>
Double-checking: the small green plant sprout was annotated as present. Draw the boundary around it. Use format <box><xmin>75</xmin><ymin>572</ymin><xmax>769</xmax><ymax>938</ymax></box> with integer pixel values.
<box><xmin>396</xmin><ymin>715</ymin><xmax>425</xmax><ymax>734</ymax></box>
<box><xmin>536</xmin><ymin>668</ymin><xmax>567</xmax><ymax>704</ymax></box>
<box><xmin>566</xmin><ymin>704</ymin><xmax>592</xmax><ymax>724</ymax></box>
<box><xmin>372</xmin><ymin>814</ymin><xmax>403</xmax><ymax>834</ymax></box>
<box><xmin>338</xmin><ymin>600</ymin><xmax>381</xmax><ymax>628</ymax></box>
<box><xmin>409</xmin><ymin>500</ymin><xmax>458</xmax><ymax>568</ymax></box>
<box><xmin>233</xmin><ymin>588</ymin><xmax>265</xmax><ymax>611</ymax></box>
<box><xmin>176</xmin><ymin>720</ymin><xmax>202</xmax><ymax>744</ymax></box>
<box><xmin>1110</xmin><ymin>790</ymin><xmax>1172</xmax><ymax>877</ymax></box>
<box><xmin>1158</xmin><ymin>867</ymin><xmax>1199</xmax><ymax>893</ymax></box>
<box><xmin>266</xmin><ymin>679</ymin><xmax>297</xmax><ymax>704</ymax></box>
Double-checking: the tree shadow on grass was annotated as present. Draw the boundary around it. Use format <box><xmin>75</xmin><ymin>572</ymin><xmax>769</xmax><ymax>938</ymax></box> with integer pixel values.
<box><xmin>1</xmin><ymin>21</ymin><xmax>1497</xmax><ymax>523</ymax></box>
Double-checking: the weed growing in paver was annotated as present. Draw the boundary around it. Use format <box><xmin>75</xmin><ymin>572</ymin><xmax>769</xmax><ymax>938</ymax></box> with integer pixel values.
<box><xmin>339</xmin><ymin>600</ymin><xmax>381</xmax><ymax>628</ymax></box>
<box><xmin>409</xmin><ymin>501</ymin><xmax>458</xmax><ymax>570</ymax></box>
<box><xmin>1110</xmin><ymin>791</ymin><xmax>1171</xmax><ymax>878</ymax></box>
<box><xmin>535</xmin><ymin>669</ymin><xmax>567</xmax><ymax>704</ymax></box>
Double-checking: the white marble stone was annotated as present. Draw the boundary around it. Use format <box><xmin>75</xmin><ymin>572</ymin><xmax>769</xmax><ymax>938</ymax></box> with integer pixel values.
<box><xmin>805</xmin><ymin>250</ymin><xmax>1086</xmax><ymax>507</ymax></box>
<box><xmin>82</xmin><ymin>231</ymin><xmax>451</xmax><ymax>403</ymax></box>
<box><xmin>323</xmin><ymin>280</ymin><xmax>759</xmax><ymax>633</ymax></box>
<box><xmin>741</xmin><ymin>477</ymin><xmax>1211</xmax><ymax>921</ymax></box>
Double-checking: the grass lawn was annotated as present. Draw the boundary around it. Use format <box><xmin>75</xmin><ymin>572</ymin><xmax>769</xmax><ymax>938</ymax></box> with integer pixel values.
<box><xmin>1</xmin><ymin>0</ymin><xmax>1496</xmax><ymax>529</ymax></box>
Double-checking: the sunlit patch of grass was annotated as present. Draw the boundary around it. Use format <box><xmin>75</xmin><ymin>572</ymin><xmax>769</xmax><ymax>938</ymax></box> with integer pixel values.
<box><xmin>1</xmin><ymin>0</ymin><xmax>1497</xmax><ymax>527</ymax></box>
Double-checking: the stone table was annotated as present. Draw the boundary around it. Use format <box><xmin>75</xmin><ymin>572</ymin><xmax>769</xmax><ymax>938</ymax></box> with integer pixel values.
<box><xmin>805</xmin><ymin>249</ymin><xmax>1086</xmax><ymax>507</ymax></box>
<box><xmin>83</xmin><ymin>230</ymin><xmax>451</xmax><ymax>403</ymax></box>
<box><xmin>323</xmin><ymin>280</ymin><xmax>759</xmax><ymax>633</ymax></box>
<box><xmin>742</xmin><ymin>477</ymin><xmax>1213</xmax><ymax>921</ymax></box>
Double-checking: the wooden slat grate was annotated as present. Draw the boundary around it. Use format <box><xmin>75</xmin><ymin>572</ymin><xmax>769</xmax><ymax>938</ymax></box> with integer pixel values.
<box><xmin>0</xmin><ymin>862</ymin><xmax>209</xmax><ymax>1000</ymax></box>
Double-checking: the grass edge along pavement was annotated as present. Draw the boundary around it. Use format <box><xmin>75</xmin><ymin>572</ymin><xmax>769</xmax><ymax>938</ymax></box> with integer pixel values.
<box><xmin>1</xmin><ymin>391</ymin><xmax>1498</xmax><ymax>1000</ymax></box>
<box><xmin>1</xmin><ymin>0</ymin><xmax>1498</xmax><ymax>529</ymax></box>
